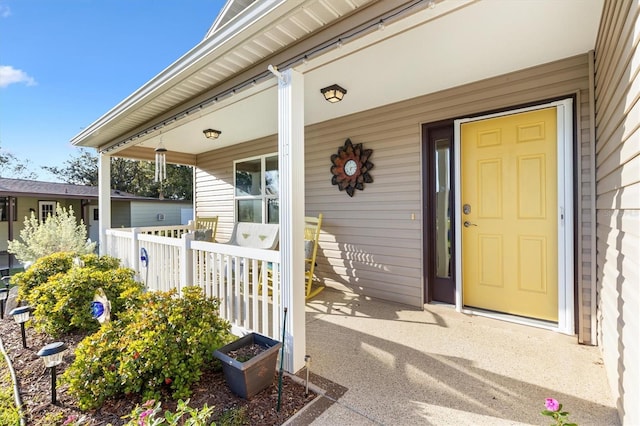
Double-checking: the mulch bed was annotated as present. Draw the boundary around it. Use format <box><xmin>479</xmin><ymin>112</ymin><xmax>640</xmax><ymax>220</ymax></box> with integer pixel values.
<box><xmin>0</xmin><ymin>316</ymin><xmax>317</xmax><ymax>425</ymax></box>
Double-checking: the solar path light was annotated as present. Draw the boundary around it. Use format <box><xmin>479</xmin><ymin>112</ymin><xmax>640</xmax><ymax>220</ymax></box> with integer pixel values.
<box><xmin>9</xmin><ymin>305</ymin><xmax>33</xmax><ymax>348</ymax></box>
<box><xmin>37</xmin><ymin>342</ymin><xmax>67</xmax><ymax>405</ymax></box>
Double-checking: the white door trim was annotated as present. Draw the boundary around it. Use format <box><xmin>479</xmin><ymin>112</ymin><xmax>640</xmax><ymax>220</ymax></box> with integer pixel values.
<box><xmin>453</xmin><ymin>98</ymin><xmax>574</xmax><ymax>335</ymax></box>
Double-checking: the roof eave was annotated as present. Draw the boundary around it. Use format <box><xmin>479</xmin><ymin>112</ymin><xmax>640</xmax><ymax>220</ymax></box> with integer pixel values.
<box><xmin>70</xmin><ymin>0</ymin><xmax>286</xmax><ymax>149</ymax></box>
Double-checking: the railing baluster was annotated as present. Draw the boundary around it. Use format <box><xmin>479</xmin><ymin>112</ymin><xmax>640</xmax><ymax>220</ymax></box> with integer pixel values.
<box><xmin>106</xmin><ymin>227</ymin><xmax>280</xmax><ymax>342</ymax></box>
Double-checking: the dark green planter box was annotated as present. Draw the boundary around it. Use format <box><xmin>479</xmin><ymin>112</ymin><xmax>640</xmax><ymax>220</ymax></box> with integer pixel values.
<box><xmin>213</xmin><ymin>332</ymin><xmax>281</xmax><ymax>399</ymax></box>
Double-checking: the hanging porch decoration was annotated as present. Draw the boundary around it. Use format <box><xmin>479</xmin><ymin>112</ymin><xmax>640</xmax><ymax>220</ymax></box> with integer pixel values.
<box><xmin>155</xmin><ymin>138</ymin><xmax>167</xmax><ymax>182</ymax></box>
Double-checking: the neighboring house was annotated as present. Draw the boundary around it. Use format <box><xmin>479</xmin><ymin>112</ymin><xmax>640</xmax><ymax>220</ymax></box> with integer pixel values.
<box><xmin>0</xmin><ymin>178</ymin><xmax>193</xmax><ymax>261</ymax></box>
<box><xmin>69</xmin><ymin>1</ymin><xmax>638</xmax><ymax>423</ymax></box>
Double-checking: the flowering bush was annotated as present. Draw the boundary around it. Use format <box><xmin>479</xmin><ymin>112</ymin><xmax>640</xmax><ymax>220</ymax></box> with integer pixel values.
<box><xmin>8</xmin><ymin>204</ymin><xmax>96</xmax><ymax>264</ymax></box>
<box><xmin>122</xmin><ymin>399</ymin><xmax>214</xmax><ymax>425</ymax></box>
<box><xmin>63</xmin><ymin>286</ymin><xmax>233</xmax><ymax>410</ymax></box>
<box><xmin>541</xmin><ymin>398</ymin><xmax>577</xmax><ymax>426</ymax></box>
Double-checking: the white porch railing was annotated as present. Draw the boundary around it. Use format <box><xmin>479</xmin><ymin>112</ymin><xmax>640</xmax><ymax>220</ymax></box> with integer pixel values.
<box><xmin>104</xmin><ymin>226</ymin><xmax>282</xmax><ymax>341</ymax></box>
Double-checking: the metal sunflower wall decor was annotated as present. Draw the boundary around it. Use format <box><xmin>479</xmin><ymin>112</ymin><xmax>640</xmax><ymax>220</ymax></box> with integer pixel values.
<box><xmin>330</xmin><ymin>138</ymin><xmax>374</xmax><ymax>197</ymax></box>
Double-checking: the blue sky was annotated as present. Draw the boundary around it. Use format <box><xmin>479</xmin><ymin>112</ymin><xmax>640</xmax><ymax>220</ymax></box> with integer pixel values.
<box><xmin>0</xmin><ymin>0</ymin><xmax>225</xmax><ymax>181</ymax></box>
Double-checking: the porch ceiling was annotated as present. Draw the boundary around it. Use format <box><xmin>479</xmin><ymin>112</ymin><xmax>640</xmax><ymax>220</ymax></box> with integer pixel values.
<box><xmin>72</xmin><ymin>0</ymin><xmax>603</xmax><ymax>163</ymax></box>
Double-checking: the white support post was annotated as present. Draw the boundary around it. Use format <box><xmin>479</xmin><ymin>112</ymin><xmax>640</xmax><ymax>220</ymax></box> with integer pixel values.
<box><xmin>98</xmin><ymin>153</ymin><xmax>112</xmax><ymax>256</ymax></box>
<box><xmin>180</xmin><ymin>232</ymin><xmax>194</xmax><ymax>292</ymax></box>
<box><xmin>276</xmin><ymin>68</ymin><xmax>306</xmax><ymax>373</ymax></box>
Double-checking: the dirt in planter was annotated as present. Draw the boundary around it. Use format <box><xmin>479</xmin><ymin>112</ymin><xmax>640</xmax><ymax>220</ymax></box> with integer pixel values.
<box><xmin>226</xmin><ymin>343</ymin><xmax>267</xmax><ymax>362</ymax></box>
<box><xmin>0</xmin><ymin>318</ymin><xmax>317</xmax><ymax>425</ymax></box>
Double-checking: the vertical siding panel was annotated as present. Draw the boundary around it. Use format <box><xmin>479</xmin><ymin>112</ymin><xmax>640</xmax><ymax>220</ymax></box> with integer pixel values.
<box><xmin>594</xmin><ymin>0</ymin><xmax>640</xmax><ymax>424</ymax></box>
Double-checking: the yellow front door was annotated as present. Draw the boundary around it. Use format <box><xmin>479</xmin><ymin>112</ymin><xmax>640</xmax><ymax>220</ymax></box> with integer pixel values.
<box><xmin>461</xmin><ymin>108</ymin><xmax>558</xmax><ymax>322</ymax></box>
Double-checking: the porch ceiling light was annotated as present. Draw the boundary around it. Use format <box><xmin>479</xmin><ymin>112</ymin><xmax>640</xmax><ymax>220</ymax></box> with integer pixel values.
<box><xmin>203</xmin><ymin>129</ymin><xmax>222</xmax><ymax>140</ymax></box>
<box><xmin>320</xmin><ymin>84</ymin><xmax>347</xmax><ymax>103</ymax></box>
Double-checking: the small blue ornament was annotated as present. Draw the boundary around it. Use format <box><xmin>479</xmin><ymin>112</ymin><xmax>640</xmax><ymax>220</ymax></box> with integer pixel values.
<box><xmin>91</xmin><ymin>301</ymin><xmax>104</xmax><ymax>319</ymax></box>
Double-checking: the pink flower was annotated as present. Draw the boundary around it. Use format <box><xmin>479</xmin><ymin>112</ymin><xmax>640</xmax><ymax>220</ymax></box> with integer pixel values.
<box><xmin>545</xmin><ymin>397</ymin><xmax>560</xmax><ymax>412</ymax></box>
<box><xmin>63</xmin><ymin>415</ymin><xmax>78</xmax><ymax>425</ymax></box>
<box><xmin>138</xmin><ymin>409</ymin><xmax>154</xmax><ymax>425</ymax></box>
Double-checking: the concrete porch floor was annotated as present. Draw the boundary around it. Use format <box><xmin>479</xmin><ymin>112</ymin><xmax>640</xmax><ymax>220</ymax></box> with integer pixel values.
<box><xmin>299</xmin><ymin>288</ymin><xmax>619</xmax><ymax>426</ymax></box>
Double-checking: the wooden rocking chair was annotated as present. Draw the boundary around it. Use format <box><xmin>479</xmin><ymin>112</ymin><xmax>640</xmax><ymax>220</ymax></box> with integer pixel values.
<box><xmin>304</xmin><ymin>213</ymin><xmax>324</xmax><ymax>300</ymax></box>
<box><xmin>261</xmin><ymin>214</ymin><xmax>324</xmax><ymax>300</ymax></box>
<box><xmin>194</xmin><ymin>216</ymin><xmax>219</xmax><ymax>242</ymax></box>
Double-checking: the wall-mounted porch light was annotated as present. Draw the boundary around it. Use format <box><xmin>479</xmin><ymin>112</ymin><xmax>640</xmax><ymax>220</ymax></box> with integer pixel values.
<box><xmin>10</xmin><ymin>305</ymin><xmax>33</xmax><ymax>348</ymax></box>
<box><xmin>37</xmin><ymin>342</ymin><xmax>67</xmax><ymax>405</ymax></box>
<box><xmin>320</xmin><ymin>84</ymin><xmax>347</xmax><ymax>103</ymax></box>
<box><xmin>203</xmin><ymin>129</ymin><xmax>222</xmax><ymax>139</ymax></box>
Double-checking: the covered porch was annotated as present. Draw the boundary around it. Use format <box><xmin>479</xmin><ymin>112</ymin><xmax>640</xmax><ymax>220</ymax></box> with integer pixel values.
<box><xmin>71</xmin><ymin>0</ymin><xmax>606</xmax><ymax>376</ymax></box>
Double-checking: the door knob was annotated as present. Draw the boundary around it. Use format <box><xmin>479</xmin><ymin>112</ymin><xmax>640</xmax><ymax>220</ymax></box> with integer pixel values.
<box><xmin>464</xmin><ymin>221</ymin><xmax>477</xmax><ymax>227</ymax></box>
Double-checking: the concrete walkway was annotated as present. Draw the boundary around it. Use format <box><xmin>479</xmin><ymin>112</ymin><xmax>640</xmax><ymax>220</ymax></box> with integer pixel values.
<box><xmin>299</xmin><ymin>288</ymin><xmax>619</xmax><ymax>426</ymax></box>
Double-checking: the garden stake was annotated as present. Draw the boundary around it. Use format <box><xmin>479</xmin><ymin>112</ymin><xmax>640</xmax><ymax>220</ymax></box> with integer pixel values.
<box><xmin>277</xmin><ymin>307</ymin><xmax>288</xmax><ymax>412</ymax></box>
<box><xmin>304</xmin><ymin>355</ymin><xmax>311</xmax><ymax>395</ymax></box>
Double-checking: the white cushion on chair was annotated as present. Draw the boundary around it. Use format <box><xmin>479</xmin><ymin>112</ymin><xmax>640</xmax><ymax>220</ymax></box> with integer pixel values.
<box><xmin>228</xmin><ymin>223</ymin><xmax>279</xmax><ymax>249</ymax></box>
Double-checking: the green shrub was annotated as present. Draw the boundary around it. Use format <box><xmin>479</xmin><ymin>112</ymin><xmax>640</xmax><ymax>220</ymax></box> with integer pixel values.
<box><xmin>0</xmin><ymin>359</ymin><xmax>20</xmax><ymax>426</ymax></box>
<box><xmin>63</xmin><ymin>286</ymin><xmax>233</xmax><ymax>410</ymax></box>
<box><xmin>8</xmin><ymin>204</ymin><xmax>96</xmax><ymax>265</ymax></box>
<box><xmin>12</xmin><ymin>251</ymin><xmax>75</xmax><ymax>302</ymax></box>
<box><xmin>28</xmin><ymin>266</ymin><xmax>145</xmax><ymax>336</ymax></box>
<box><xmin>13</xmin><ymin>252</ymin><xmax>123</xmax><ymax>304</ymax></box>
<box><xmin>12</xmin><ymin>251</ymin><xmax>143</xmax><ymax>336</ymax></box>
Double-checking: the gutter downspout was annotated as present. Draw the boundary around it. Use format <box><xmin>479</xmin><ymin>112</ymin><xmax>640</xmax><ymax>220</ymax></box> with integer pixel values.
<box><xmin>587</xmin><ymin>49</ymin><xmax>597</xmax><ymax>345</ymax></box>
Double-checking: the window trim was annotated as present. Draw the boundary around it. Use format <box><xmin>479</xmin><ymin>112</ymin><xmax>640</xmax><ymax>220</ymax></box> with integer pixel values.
<box><xmin>38</xmin><ymin>201</ymin><xmax>56</xmax><ymax>223</ymax></box>
<box><xmin>234</xmin><ymin>153</ymin><xmax>278</xmax><ymax>224</ymax></box>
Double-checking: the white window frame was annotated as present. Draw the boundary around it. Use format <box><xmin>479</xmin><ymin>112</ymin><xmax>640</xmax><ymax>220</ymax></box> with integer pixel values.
<box><xmin>234</xmin><ymin>153</ymin><xmax>279</xmax><ymax>224</ymax></box>
<box><xmin>39</xmin><ymin>201</ymin><xmax>56</xmax><ymax>223</ymax></box>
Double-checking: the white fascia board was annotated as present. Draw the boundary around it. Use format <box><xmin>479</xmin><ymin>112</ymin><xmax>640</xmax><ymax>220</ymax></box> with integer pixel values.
<box><xmin>70</xmin><ymin>0</ymin><xmax>288</xmax><ymax>148</ymax></box>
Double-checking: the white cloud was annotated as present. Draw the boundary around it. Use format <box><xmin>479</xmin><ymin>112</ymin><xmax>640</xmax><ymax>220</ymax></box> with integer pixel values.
<box><xmin>0</xmin><ymin>65</ymin><xmax>37</xmax><ymax>88</ymax></box>
<box><xmin>0</xmin><ymin>4</ymin><xmax>10</xmax><ymax>18</ymax></box>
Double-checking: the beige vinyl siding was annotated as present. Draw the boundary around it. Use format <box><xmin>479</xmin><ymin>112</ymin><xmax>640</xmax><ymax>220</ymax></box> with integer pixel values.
<box><xmin>194</xmin><ymin>54</ymin><xmax>596</xmax><ymax>326</ymax></box>
<box><xmin>594</xmin><ymin>1</ymin><xmax>640</xmax><ymax>424</ymax></box>
<box><xmin>305</xmin><ymin>111</ymin><xmax>423</xmax><ymax>306</ymax></box>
